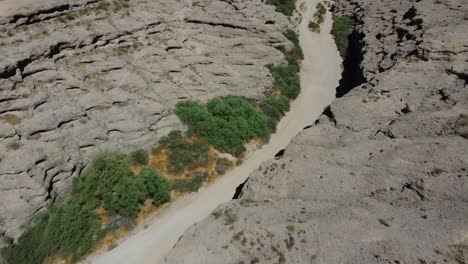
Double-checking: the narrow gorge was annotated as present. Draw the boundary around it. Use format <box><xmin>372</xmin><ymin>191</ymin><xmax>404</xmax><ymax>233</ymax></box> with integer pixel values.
<box><xmin>165</xmin><ymin>0</ymin><xmax>468</xmax><ymax>263</ymax></box>
<box><xmin>0</xmin><ymin>0</ymin><xmax>467</xmax><ymax>263</ymax></box>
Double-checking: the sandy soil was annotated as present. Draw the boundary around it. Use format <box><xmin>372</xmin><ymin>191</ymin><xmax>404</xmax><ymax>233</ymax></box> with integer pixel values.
<box><xmin>82</xmin><ymin>0</ymin><xmax>342</xmax><ymax>263</ymax></box>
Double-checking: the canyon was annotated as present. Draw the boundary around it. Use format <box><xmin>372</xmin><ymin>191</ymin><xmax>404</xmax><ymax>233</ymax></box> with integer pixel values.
<box><xmin>0</xmin><ymin>0</ymin><xmax>466</xmax><ymax>263</ymax></box>
<box><xmin>165</xmin><ymin>0</ymin><xmax>468</xmax><ymax>263</ymax></box>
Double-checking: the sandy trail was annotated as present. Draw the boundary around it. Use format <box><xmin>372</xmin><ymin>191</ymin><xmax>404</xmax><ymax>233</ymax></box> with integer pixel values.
<box><xmin>83</xmin><ymin>0</ymin><xmax>341</xmax><ymax>263</ymax></box>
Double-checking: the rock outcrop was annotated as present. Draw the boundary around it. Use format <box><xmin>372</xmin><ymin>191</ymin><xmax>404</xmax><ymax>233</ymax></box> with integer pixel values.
<box><xmin>0</xmin><ymin>0</ymin><xmax>292</xmax><ymax>241</ymax></box>
<box><xmin>165</xmin><ymin>0</ymin><xmax>468</xmax><ymax>263</ymax></box>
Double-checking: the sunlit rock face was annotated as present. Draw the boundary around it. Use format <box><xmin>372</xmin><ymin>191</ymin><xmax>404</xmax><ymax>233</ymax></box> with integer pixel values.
<box><xmin>165</xmin><ymin>0</ymin><xmax>468</xmax><ymax>263</ymax></box>
<box><xmin>0</xmin><ymin>0</ymin><xmax>292</xmax><ymax>240</ymax></box>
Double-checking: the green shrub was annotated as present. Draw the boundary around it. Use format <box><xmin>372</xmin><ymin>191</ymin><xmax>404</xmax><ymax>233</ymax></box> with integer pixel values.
<box><xmin>308</xmin><ymin>3</ymin><xmax>327</xmax><ymax>33</ymax></box>
<box><xmin>176</xmin><ymin>97</ymin><xmax>271</xmax><ymax>156</ymax></box>
<box><xmin>109</xmin><ymin>176</ymin><xmax>146</xmax><ymax>217</ymax></box>
<box><xmin>2</xmin><ymin>153</ymin><xmax>174</xmax><ymax>263</ymax></box>
<box><xmin>265</xmin><ymin>0</ymin><xmax>297</xmax><ymax>16</ymax></box>
<box><xmin>268</xmin><ymin>30</ymin><xmax>303</xmax><ymax>100</ymax></box>
<box><xmin>73</xmin><ymin>152</ymin><xmax>133</xmax><ymax>210</ymax></box>
<box><xmin>314</xmin><ymin>3</ymin><xmax>327</xmax><ymax>25</ymax></box>
<box><xmin>159</xmin><ymin>131</ymin><xmax>210</xmax><ymax>173</ymax></box>
<box><xmin>2</xmin><ymin>200</ymin><xmax>101</xmax><ymax>264</ymax></box>
<box><xmin>138</xmin><ymin>168</ymin><xmax>172</xmax><ymax>206</ymax></box>
<box><xmin>283</xmin><ymin>30</ymin><xmax>303</xmax><ymax>60</ymax></box>
<box><xmin>331</xmin><ymin>15</ymin><xmax>355</xmax><ymax>58</ymax></box>
<box><xmin>130</xmin><ymin>149</ymin><xmax>149</xmax><ymax>165</ymax></box>
<box><xmin>172</xmin><ymin>173</ymin><xmax>207</xmax><ymax>193</ymax></box>
<box><xmin>261</xmin><ymin>95</ymin><xmax>290</xmax><ymax>130</ymax></box>
<box><xmin>308</xmin><ymin>21</ymin><xmax>320</xmax><ymax>32</ymax></box>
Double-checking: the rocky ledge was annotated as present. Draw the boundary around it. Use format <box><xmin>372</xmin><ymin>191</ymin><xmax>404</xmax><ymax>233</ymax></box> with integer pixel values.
<box><xmin>165</xmin><ymin>0</ymin><xmax>468</xmax><ymax>263</ymax></box>
<box><xmin>0</xmin><ymin>0</ymin><xmax>293</xmax><ymax>241</ymax></box>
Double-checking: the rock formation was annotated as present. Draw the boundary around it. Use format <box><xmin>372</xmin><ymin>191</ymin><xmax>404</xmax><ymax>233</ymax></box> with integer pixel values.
<box><xmin>165</xmin><ymin>0</ymin><xmax>468</xmax><ymax>263</ymax></box>
<box><xmin>0</xmin><ymin>0</ymin><xmax>292</xmax><ymax>241</ymax></box>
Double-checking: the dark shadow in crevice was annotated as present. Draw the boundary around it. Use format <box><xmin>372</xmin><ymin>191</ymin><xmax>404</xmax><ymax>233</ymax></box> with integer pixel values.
<box><xmin>232</xmin><ymin>178</ymin><xmax>248</xmax><ymax>199</ymax></box>
<box><xmin>336</xmin><ymin>29</ymin><xmax>366</xmax><ymax>98</ymax></box>
<box><xmin>274</xmin><ymin>149</ymin><xmax>285</xmax><ymax>159</ymax></box>
<box><xmin>322</xmin><ymin>106</ymin><xmax>337</xmax><ymax>125</ymax></box>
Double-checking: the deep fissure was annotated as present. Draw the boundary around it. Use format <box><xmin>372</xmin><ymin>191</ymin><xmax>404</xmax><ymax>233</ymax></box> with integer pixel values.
<box><xmin>232</xmin><ymin>178</ymin><xmax>248</xmax><ymax>199</ymax></box>
<box><xmin>335</xmin><ymin>26</ymin><xmax>365</xmax><ymax>98</ymax></box>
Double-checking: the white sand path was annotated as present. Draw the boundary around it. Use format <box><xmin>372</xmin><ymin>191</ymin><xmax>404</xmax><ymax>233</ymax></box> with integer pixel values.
<box><xmin>81</xmin><ymin>0</ymin><xmax>342</xmax><ymax>263</ymax></box>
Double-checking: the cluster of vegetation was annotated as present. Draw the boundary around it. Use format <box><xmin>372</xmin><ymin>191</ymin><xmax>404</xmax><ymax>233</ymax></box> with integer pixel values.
<box><xmin>2</xmin><ymin>153</ymin><xmax>171</xmax><ymax>264</ymax></box>
<box><xmin>3</xmin><ymin>8</ymin><xmax>305</xmax><ymax>264</ymax></box>
<box><xmin>308</xmin><ymin>2</ymin><xmax>327</xmax><ymax>32</ymax></box>
<box><xmin>176</xmin><ymin>96</ymin><xmax>271</xmax><ymax>156</ymax></box>
<box><xmin>314</xmin><ymin>3</ymin><xmax>327</xmax><ymax>24</ymax></box>
<box><xmin>175</xmin><ymin>31</ymin><xmax>303</xmax><ymax>154</ymax></box>
<box><xmin>171</xmin><ymin>173</ymin><xmax>208</xmax><ymax>193</ymax></box>
<box><xmin>267</xmin><ymin>30</ymin><xmax>303</xmax><ymax>101</ymax></box>
<box><xmin>130</xmin><ymin>149</ymin><xmax>149</xmax><ymax>166</ymax></box>
<box><xmin>265</xmin><ymin>0</ymin><xmax>297</xmax><ymax>16</ymax></box>
<box><xmin>74</xmin><ymin>153</ymin><xmax>171</xmax><ymax>216</ymax></box>
<box><xmin>261</xmin><ymin>95</ymin><xmax>290</xmax><ymax>131</ymax></box>
<box><xmin>157</xmin><ymin>130</ymin><xmax>210</xmax><ymax>173</ymax></box>
<box><xmin>308</xmin><ymin>21</ymin><xmax>320</xmax><ymax>32</ymax></box>
<box><xmin>331</xmin><ymin>15</ymin><xmax>355</xmax><ymax>58</ymax></box>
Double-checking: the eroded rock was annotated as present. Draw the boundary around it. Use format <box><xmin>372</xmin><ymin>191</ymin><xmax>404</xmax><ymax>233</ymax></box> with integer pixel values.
<box><xmin>165</xmin><ymin>0</ymin><xmax>468</xmax><ymax>263</ymax></box>
<box><xmin>0</xmin><ymin>0</ymin><xmax>292</xmax><ymax>240</ymax></box>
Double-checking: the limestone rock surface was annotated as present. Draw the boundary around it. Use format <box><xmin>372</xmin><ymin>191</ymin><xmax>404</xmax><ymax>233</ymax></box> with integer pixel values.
<box><xmin>0</xmin><ymin>0</ymin><xmax>291</xmax><ymax>240</ymax></box>
<box><xmin>165</xmin><ymin>0</ymin><xmax>468</xmax><ymax>263</ymax></box>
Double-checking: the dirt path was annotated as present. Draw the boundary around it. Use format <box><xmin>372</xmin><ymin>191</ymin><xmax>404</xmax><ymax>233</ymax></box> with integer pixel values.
<box><xmin>83</xmin><ymin>0</ymin><xmax>341</xmax><ymax>263</ymax></box>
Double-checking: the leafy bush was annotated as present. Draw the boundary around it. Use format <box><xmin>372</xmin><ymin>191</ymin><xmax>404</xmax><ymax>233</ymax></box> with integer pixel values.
<box><xmin>176</xmin><ymin>97</ymin><xmax>271</xmax><ymax>156</ymax></box>
<box><xmin>172</xmin><ymin>173</ymin><xmax>207</xmax><ymax>193</ymax></box>
<box><xmin>314</xmin><ymin>3</ymin><xmax>327</xmax><ymax>25</ymax></box>
<box><xmin>308</xmin><ymin>21</ymin><xmax>320</xmax><ymax>32</ymax></box>
<box><xmin>283</xmin><ymin>30</ymin><xmax>303</xmax><ymax>60</ymax></box>
<box><xmin>261</xmin><ymin>95</ymin><xmax>290</xmax><ymax>131</ymax></box>
<box><xmin>73</xmin><ymin>152</ymin><xmax>133</xmax><ymax>210</ymax></box>
<box><xmin>130</xmin><ymin>149</ymin><xmax>149</xmax><ymax>165</ymax></box>
<box><xmin>138</xmin><ymin>168</ymin><xmax>172</xmax><ymax>206</ymax></box>
<box><xmin>2</xmin><ymin>153</ymin><xmax>173</xmax><ymax>263</ymax></box>
<box><xmin>308</xmin><ymin>3</ymin><xmax>327</xmax><ymax>33</ymax></box>
<box><xmin>268</xmin><ymin>30</ymin><xmax>303</xmax><ymax>100</ymax></box>
<box><xmin>331</xmin><ymin>15</ymin><xmax>355</xmax><ymax>58</ymax></box>
<box><xmin>265</xmin><ymin>0</ymin><xmax>297</xmax><ymax>16</ymax></box>
<box><xmin>2</xmin><ymin>200</ymin><xmax>101</xmax><ymax>264</ymax></box>
<box><xmin>158</xmin><ymin>131</ymin><xmax>210</xmax><ymax>173</ymax></box>
<box><xmin>109</xmin><ymin>176</ymin><xmax>146</xmax><ymax>217</ymax></box>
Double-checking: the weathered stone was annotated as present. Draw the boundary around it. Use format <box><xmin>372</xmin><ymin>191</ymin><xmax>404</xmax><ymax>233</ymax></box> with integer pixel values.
<box><xmin>166</xmin><ymin>0</ymin><xmax>468</xmax><ymax>263</ymax></box>
<box><xmin>0</xmin><ymin>0</ymin><xmax>291</xmax><ymax>240</ymax></box>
